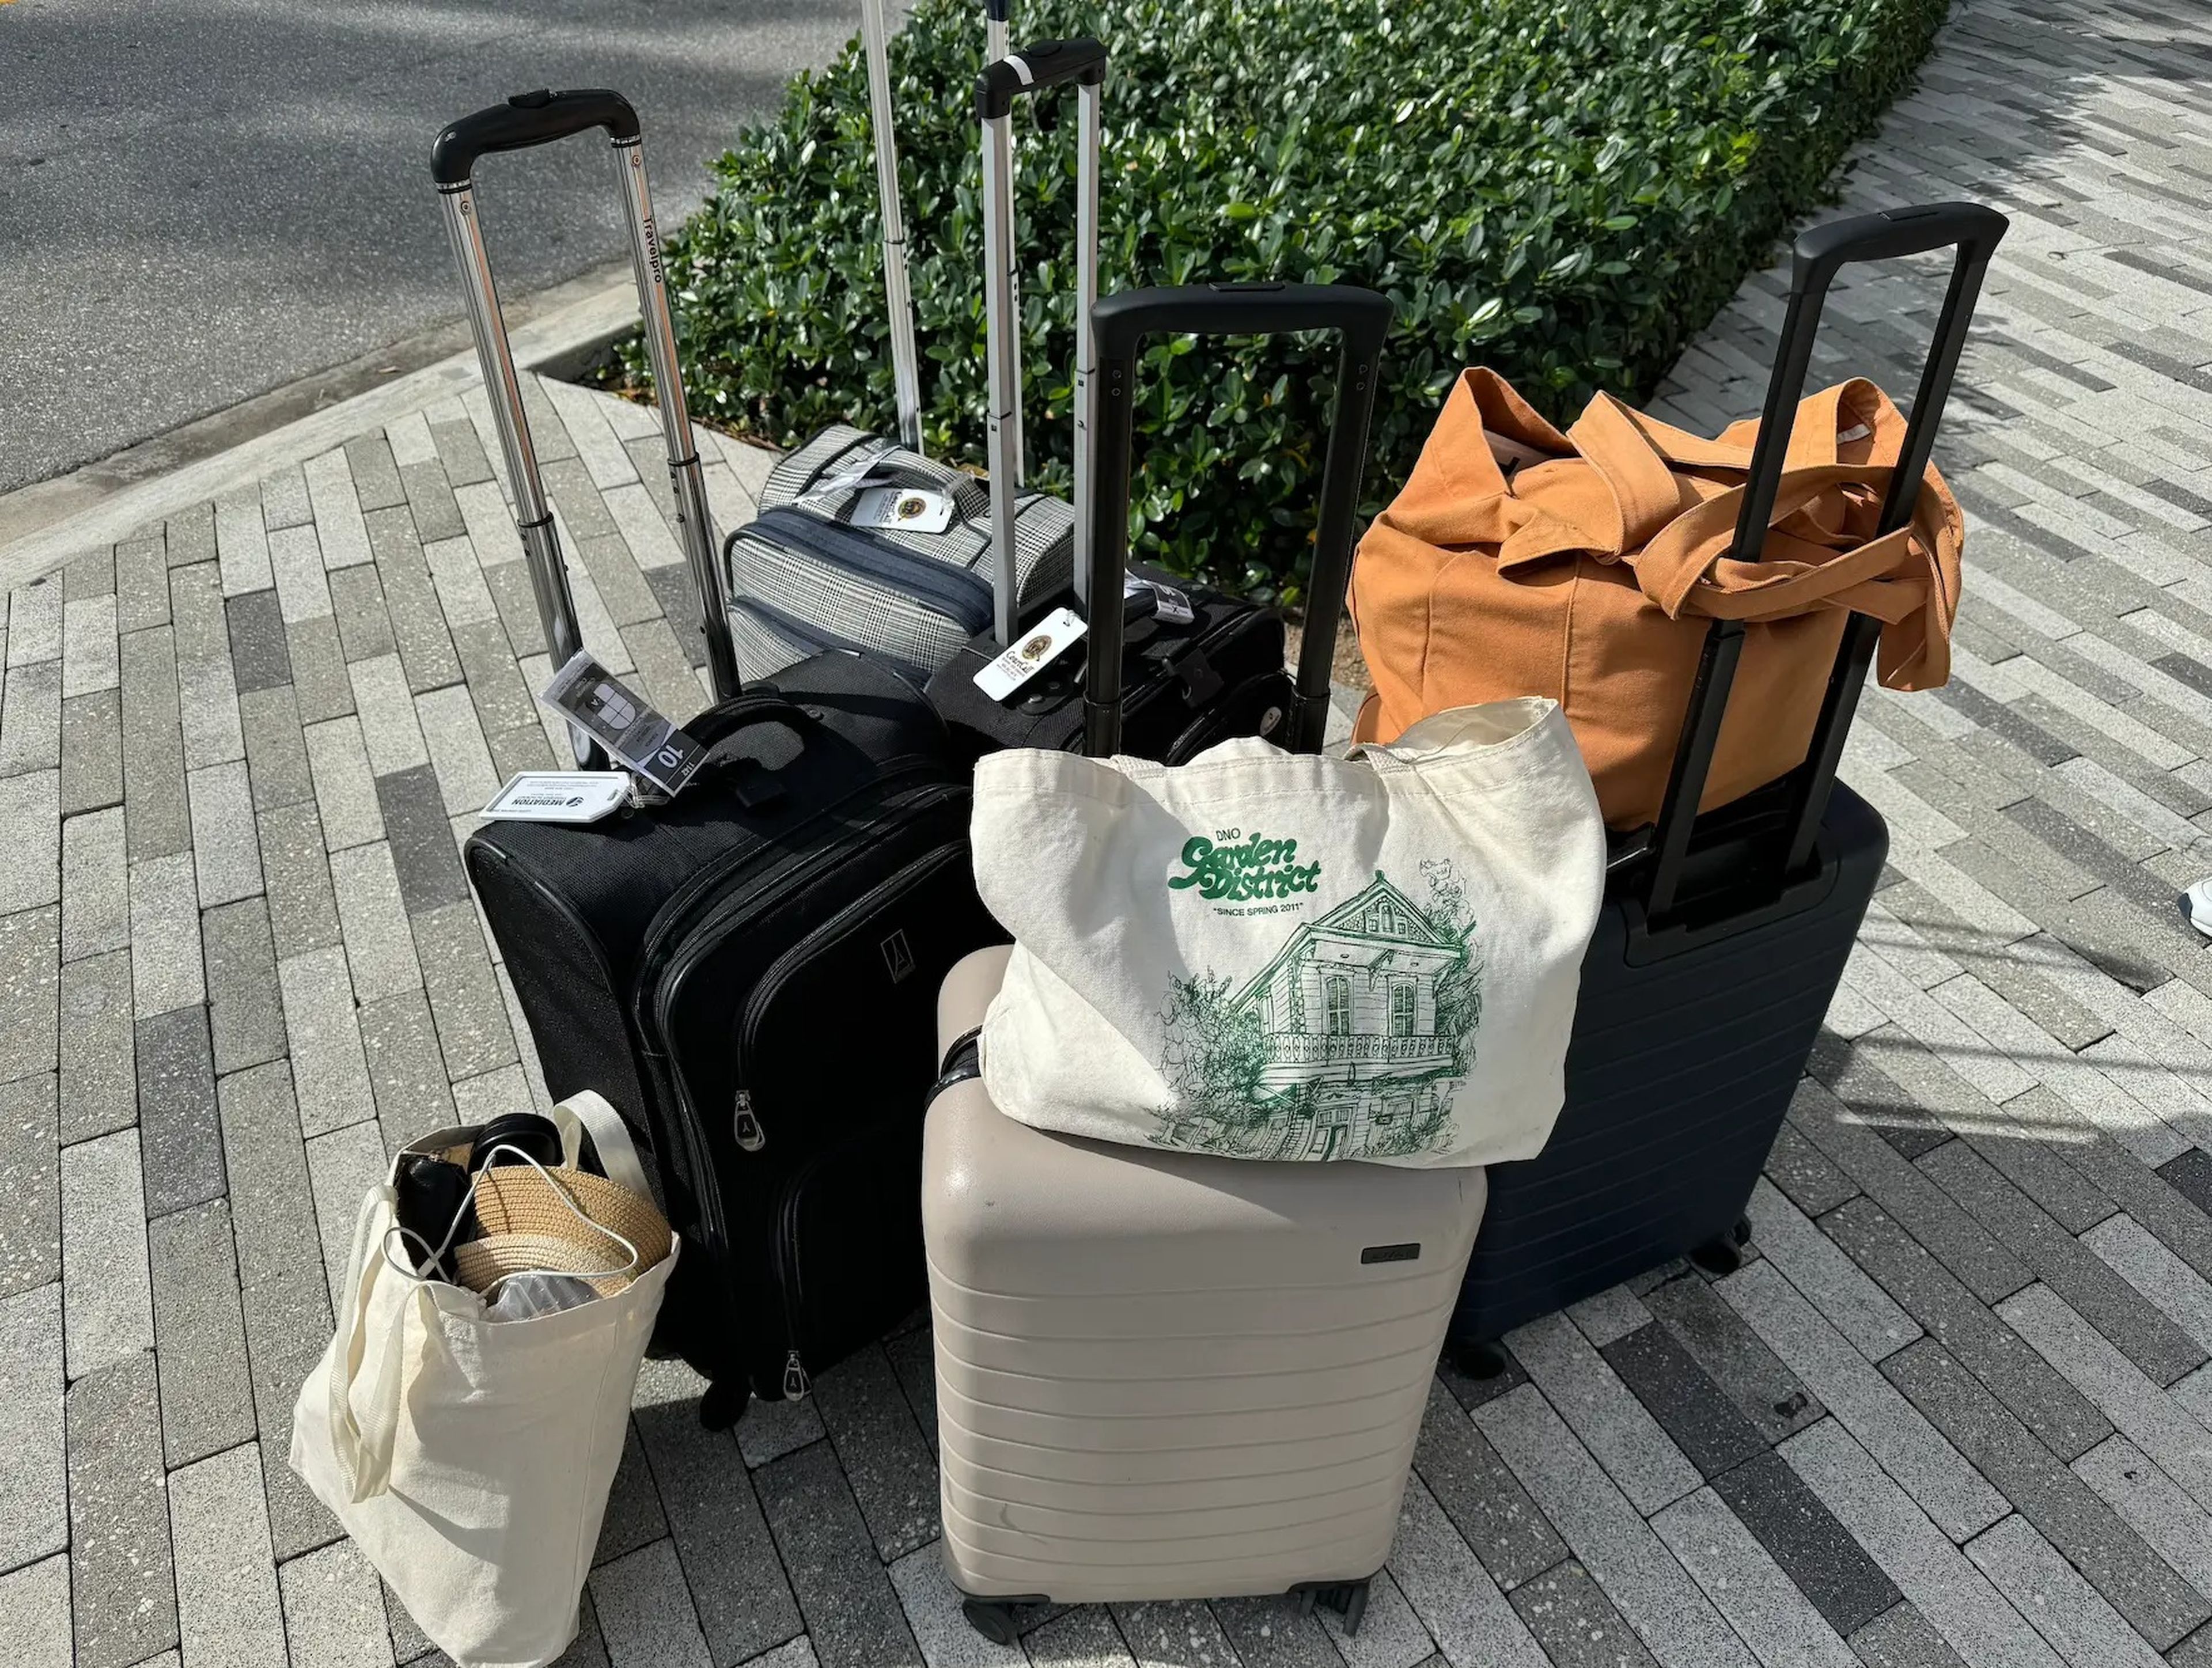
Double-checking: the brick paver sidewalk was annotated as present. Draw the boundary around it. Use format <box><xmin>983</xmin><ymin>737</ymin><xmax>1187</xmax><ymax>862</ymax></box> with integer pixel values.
<box><xmin>10</xmin><ymin>0</ymin><xmax>2212</xmax><ymax>1663</ymax></box>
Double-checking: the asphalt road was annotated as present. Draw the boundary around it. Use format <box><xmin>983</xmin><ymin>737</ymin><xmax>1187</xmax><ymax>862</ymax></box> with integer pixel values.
<box><xmin>0</xmin><ymin>0</ymin><xmax>870</xmax><ymax>493</ymax></box>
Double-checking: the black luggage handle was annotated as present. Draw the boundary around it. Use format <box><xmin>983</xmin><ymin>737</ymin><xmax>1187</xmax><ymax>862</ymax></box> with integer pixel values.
<box><xmin>431</xmin><ymin>89</ymin><xmax>641</xmax><ymax>187</ymax></box>
<box><xmin>1083</xmin><ymin>283</ymin><xmax>1393</xmax><ymax>760</ymax></box>
<box><xmin>976</xmin><ymin>39</ymin><xmax>1108</xmax><ymax>116</ymax></box>
<box><xmin>1641</xmin><ymin>201</ymin><xmax>2006</xmax><ymax>919</ymax></box>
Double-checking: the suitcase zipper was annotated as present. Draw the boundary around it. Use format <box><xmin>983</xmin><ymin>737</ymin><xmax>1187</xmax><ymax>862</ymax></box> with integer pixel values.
<box><xmin>747</xmin><ymin>506</ymin><xmax>995</xmax><ymax>638</ymax></box>
<box><xmin>729</xmin><ymin>595</ymin><xmax>933</xmax><ymax>685</ymax></box>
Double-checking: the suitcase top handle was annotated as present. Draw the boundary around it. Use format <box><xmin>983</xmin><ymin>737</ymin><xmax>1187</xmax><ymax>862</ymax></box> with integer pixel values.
<box><xmin>1082</xmin><ymin>283</ymin><xmax>1394</xmax><ymax>760</ymax></box>
<box><xmin>976</xmin><ymin>39</ymin><xmax>1108</xmax><ymax>117</ymax></box>
<box><xmin>431</xmin><ymin>89</ymin><xmax>640</xmax><ymax>188</ymax></box>
<box><xmin>1641</xmin><ymin>200</ymin><xmax>2008</xmax><ymax>920</ymax></box>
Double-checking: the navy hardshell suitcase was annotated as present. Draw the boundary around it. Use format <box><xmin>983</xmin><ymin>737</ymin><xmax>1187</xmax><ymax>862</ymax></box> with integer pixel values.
<box><xmin>1447</xmin><ymin>202</ymin><xmax>2008</xmax><ymax>1362</ymax></box>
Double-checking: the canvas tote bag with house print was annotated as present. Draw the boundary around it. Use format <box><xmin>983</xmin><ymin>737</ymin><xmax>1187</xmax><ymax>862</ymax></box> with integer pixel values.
<box><xmin>971</xmin><ymin>701</ymin><xmax>1607</xmax><ymax>1168</ymax></box>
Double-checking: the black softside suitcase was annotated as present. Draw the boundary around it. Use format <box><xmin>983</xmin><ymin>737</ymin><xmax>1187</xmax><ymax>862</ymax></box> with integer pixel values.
<box><xmin>1447</xmin><ymin>202</ymin><xmax>2009</xmax><ymax>1362</ymax></box>
<box><xmin>433</xmin><ymin>92</ymin><xmax>998</xmax><ymax>1423</ymax></box>
<box><xmin>922</xmin><ymin>43</ymin><xmax>1380</xmax><ymax>761</ymax></box>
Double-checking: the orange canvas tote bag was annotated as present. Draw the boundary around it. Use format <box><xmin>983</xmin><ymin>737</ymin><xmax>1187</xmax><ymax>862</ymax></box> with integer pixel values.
<box><xmin>1349</xmin><ymin>369</ymin><xmax>1963</xmax><ymax>829</ymax></box>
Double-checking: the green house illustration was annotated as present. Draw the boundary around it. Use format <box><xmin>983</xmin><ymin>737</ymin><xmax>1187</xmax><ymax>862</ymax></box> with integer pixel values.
<box><xmin>1157</xmin><ymin>870</ymin><xmax>1479</xmax><ymax>1161</ymax></box>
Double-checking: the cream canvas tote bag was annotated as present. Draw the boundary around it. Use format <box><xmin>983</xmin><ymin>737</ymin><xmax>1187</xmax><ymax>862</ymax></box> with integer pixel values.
<box><xmin>973</xmin><ymin>699</ymin><xmax>1607</xmax><ymax>1167</ymax></box>
<box><xmin>290</xmin><ymin>1092</ymin><xmax>677</xmax><ymax>1668</ymax></box>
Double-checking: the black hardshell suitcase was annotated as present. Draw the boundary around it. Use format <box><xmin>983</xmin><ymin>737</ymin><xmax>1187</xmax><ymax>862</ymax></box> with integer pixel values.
<box><xmin>922</xmin><ymin>42</ymin><xmax>1355</xmax><ymax>762</ymax></box>
<box><xmin>433</xmin><ymin>91</ymin><xmax>998</xmax><ymax>1423</ymax></box>
<box><xmin>1447</xmin><ymin>202</ymin><xmax>2009</xmax><ymax>1361</ymax></box>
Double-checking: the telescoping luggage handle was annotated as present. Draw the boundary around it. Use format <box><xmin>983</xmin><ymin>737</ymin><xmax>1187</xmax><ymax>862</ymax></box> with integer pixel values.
<box><xmin>1642</xmin><ymin>201</ymin><xmax>2008</xmax><ymax>919</ymax></box>
<box><xmin>1084</xmin><ymin>283</ymin><xmax>1394</xmax><ymax>760</ymax></box>
<box><xmin>433</xmin><ymin>89</ymin><xmax>742</xmax><ymax>767</ymax></box>
<box><xmin>978</xmin><ymin>39</ymin><xmax>1107</xmax><ymax>644</ymax></box>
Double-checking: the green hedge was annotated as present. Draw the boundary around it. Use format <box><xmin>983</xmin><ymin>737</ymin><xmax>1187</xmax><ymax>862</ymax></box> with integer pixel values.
<box><xmin>634</xmin><ymin>0</ymin><xmax>1949</xmax><ymax>601</ymax></box>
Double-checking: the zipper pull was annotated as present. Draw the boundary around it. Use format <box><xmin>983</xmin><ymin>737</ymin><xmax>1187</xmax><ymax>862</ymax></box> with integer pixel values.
<box><xmin>733</xmin><ymin>1090</ymin><xmax>766</xmax><ymax>1153</ymax></box>
<box><xmin>782</xmin><ymin>1349</ymin><xmax>810</xmax><ymax>1401</ymax></box>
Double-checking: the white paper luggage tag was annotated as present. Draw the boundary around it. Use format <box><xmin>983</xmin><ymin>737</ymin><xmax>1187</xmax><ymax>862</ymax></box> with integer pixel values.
<box><xmin>480</xmin><ymin>772</ymin><xmax>632</xmax><ymax>824</ymax></box>
<box><xmin>974</xmin><ymin>606</ymin><xmax>1088</xmax><ymax>702</ymax></box>
<box><xmin>853</xmin><ymin>486</ymin><xmax>953</xmax><ymax>533</ymax></box>
<box><xmin>1124</xmin><ymin>573</ymin><xmax>1196</xmax><ymax>625</ymax></box>
<box><xmin>540</xmin><ymin>650</ymin><xmax>708</xmax><ymax>797</ymax></box>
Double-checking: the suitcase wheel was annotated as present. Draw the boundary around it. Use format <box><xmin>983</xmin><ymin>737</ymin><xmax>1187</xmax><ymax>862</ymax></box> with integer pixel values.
<box><xmin>1298</xmin><ymin>1579</ymin><xmax>1372</xmax><ymax>1636</ymax></box>
<box><xmin>1448</xmin><ymin>1337</ymin><xmax>1511</xmax><ymax>1380</ymax></box>
<box><xmin>698</xmin><ymin>1379</ymin><xmax>749</xmax><ymax>1432</ymax></box>
<box><xmin>1691</xmin><ymin>1215</ymin><xmax>1754</xmax><ymax>1278</ymax></box>
<box><xmin>961</xmin><ymin>1601</ymin><xmax>1023</xmax><ymax>1647</ymax></box>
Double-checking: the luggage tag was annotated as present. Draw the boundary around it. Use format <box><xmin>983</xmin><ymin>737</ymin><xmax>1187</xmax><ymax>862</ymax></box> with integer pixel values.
<box><xmin>853</xmin><ymin>486</ymin><xmax>954</xmax><ymax>534</ymax></box>
<box><xmin>974</xmin><ymin>606</ymin><xmax>1088</xmax><ymax>703</ymax></box>
<box><xmin>480</xmin><ymin>772</ymin><xmax>632</xmax><ymax>824</ymax></box>
<box><xmin>1124</xmin><ymin>573</ymin><xmax>1195</xmax><ymax>626</ymax></box>
<box><xmin>541</xmin><ymin>650</ymin><xmax>708</xmax><ymax>797</ymax></box>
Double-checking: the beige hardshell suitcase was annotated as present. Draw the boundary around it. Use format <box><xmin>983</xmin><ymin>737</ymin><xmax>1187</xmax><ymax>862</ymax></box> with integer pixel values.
<box><xmin>923</xmin><ymin>945</ymin><xmax>1487</xmax><ymax>1642</ymax></box>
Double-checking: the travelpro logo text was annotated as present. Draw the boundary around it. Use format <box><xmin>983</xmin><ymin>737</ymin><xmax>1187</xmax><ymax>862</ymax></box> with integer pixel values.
<box><xmin>1169</xmin><ymin>830</ymin><xmax>1322</xmax><ymax>903</ymax></box>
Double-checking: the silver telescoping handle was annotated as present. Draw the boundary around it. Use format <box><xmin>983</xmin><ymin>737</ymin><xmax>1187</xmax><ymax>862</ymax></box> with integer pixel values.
<box><xmin>985</xmin><ymin>1</ymin><xmax>1022</xmax><ymax>483</ymax></box>
<box><xmin>861</xmin><ymin>0</ymin><xmax>925</xmax><ymax>453</ymax></box>
<box><xmin>432</xmin><ymin>89</ymin><xmax>742</xmax><ymax>761</ymax></box>
<box><xmin>979</xmin><ymin>40</ymin><xmax>1106</xmax><ymax>646</ymax></box>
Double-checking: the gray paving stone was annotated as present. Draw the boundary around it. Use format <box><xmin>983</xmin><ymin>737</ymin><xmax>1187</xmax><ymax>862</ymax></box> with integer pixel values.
<box><xmin>1792</xmin><ymin>1075</ymin><xmax>2034</xmax><ymax>1307</ymax></box>
<box><xmin>137</xmin><ymin>1004</ymin><xmax>224</xmax><ymax>1218</ymax></box>
<box><xmin>1505</xmin><ymin>1558</ymin><xmax>1656</xmax><ymax>1668</ymax></box>
<box><xmin>1919</xmin><ymin>1138</ymin><xmax>2207</xmax><ymax>1386</ymax></box>
<box><xmin>60</xmin><ymin>1128</ymin><xmax>153</xmax><ymax>1381</ymax></box>
<box><xmin>1750</xmin><ymin>1178</ymin><xmax>1922</xmax><ymax>1363</ymax></box>
<box><xmin>276</xmin><ymin>1537</ymin><xmax>393</xmax><ymax>1668</ymax></box>
<box><xmin>189</xmin><ymin>760</ymin><xmax>263</xmax><ymax>906</ymax></box>
<box><xmin>1819</xmin><ymin>1197</ymin><xmax>2112</xmax><ymax>1464</ymax></box>
<box><xmin>0</xmin><ymin>768</ymin><xmax>60</xmax><ymax>913</ymax></box>
<box><xmin>239</xmin><ymin>1265</ymin><xmax>340</xmax><ymax>1561</ymax></box>
<box><xmin>810</xmin><ymin>1342</ymin><xmax>939</xmax><ymax>1563</ymax></box>
<box><xmin>115</xmin><ymin>536</ymin><xmax>171</xmax><ymax>631</ymax></box>
<box><xmin>0</xmin><ymin>1284</ymin><xmax>66</xmax><ymax>1571</ymax></box>
<box><xmin>0</xmin><ymin>903</ymin><xmax>60</xmax><ymax>1088</ymax></box>
<box><xmin>755</xmin><ymin>1440</ymin><xmax>922</xmax><ymax>1668</ymax></box>
<box><xmin>58</xmin><ymin>949</ymin><xmax>135</xmax><ymax>1144</ymax></box>
<box><xmin>259</xmin><ymin>799</ymin><xmax>342</xmax><ymax>958</ymax></box>
<box><xmin>169</xmin><ymin>1442</ymin><xmax>287</xmax><ymax>1668</ymax></box>
<box><xmin>60</xmin><ymin>687</ymin><xmax>124</xmax><ymax>816</ymax></box>
<box><xmin>1652</xmin><ymin>1485</ymin><xmax>1861</xmax><ymax>1668</ymax></box>
<box><xmin>1209</xmin><ymin>1597</ymin><xmax>1335</xmax><ymax>1668</ymax></box>
<box><xmin>400</xmin><ymin>458</ymin><xmax>467</xmax><ymax>544</ymax></box>
<box><xmin>0</xmin><ymin>658</ymin><xmax>62</xmax><ymax>776</ymax></box>
<box><xmin>1882</xmin><ymin>1337</ymin><xmax>2208</xmax><ymax>1648</ymax></box>
<box><xmin>1600</xmin><ymin>1321</ymin><xmax>1768</xmax><ymax>1480</ymax></box>
<box><xmin>1508</xmin><ymin>1310</ymin><xmax>1702</xmax><ymax>1515</ymax></box>
<box><xmin>289</xmin><ymin>615</ymin><xmax>355</xmax><ymax>725</ymax></box>
<box><xmin>1782</xmin><ymin>1418</ymin><xmax>2062</xmax><ymax>1668</ymax></box>
<box><xmin>634</xmin><ymin>1397</ymin><xmax>801</xmax><ymax>1667</ymax></box>
<box><xmin>129</xmin><ymin>850</ymin><xmax>202</xmax><ymax>1017</ymax></box>
<box><xmin>358</xmin><ymin>988</ymin><xmax>455</xmax><ymax>1154</ymax></box>
<box><xmin>281</xmin><ymin>946</ymin><xmax>375</xmax><ymax>1138</ymax></box>
<box><xmin>227</xmin><ymin>589</ymin><xmax>293</xmax><ymax>698</ymax></box>
<box><xmin>364</xmin><ymin>511</ymin><xmax>462</xmax><ymax>696</ymax></box>
<box><xmin>1642</xmin><ymin>1271</ymin><xmax>1827</xmax><ymax>1446</ymax></box>
<box><xmin>589</xmin><ymin>1538</ymin><xmax>710</xmax><ymax>1668</ymax></box>
<box><xmin>0</xmin><ymin>1074</ymin><xmax>58</xmax><ymax>1299</ymax></box>
<box><xmin>168</xmin><ymin>560</ymin><xmax>230</xmax><ymax>670</ymax></box>
<box><xmin>1476</xmin><ymin>1385</ymin><xmax>1755</xmax><ymax>1667</ymax></box>
<box><xmin>376</xmin><ymin>764</ymin><xmax>467</xmax><ymax>915</ymax></box>
<box><xmin>202</xmin><ymin>897</ymin><xmax>286</xmax><ymax>1075</ymax></box>
<box><xmin>1718</xmin><ymin>1259</ymin><xmax>2008</xmax><ymax>1544</ymax></box>
<box><xmin>1106</xmin><ymin>1599</ymin><xmax>1238</xmax><ymax>1668</ymax></box>
<box><xmin>329</xmin><ymin>563</ymin><xmax>396</xmax><ymax>665</ymax></box>
<box><xmin>165</xmin><ymin>502</ymin><xmax>217</xmax><ymax>569</ymax></box>
<box><xmin>1768</xmin><ymin>1119</ymin><xmax>1863</xmax><ymax>1219</ymax></box>
<box><xmin>1025</xmin><ymin>1606</ymin><xmax>1139</xmax><ymax>1668</ymax></box>
<box><xmin>0</xmin><ymin>1555</ymin><xmax>71</xmax><ymax>1668</ymax></box>
<box><xmin>218</xmin><ymin>1061</ymin><xmax>321</xmax><ymax>1290</ymax></box>
<box><xmin>1846</xmin><ymin>1601</ymin><xmax>1970</xmax><ymax>1668</ymax></box>
<box><xmin>304</xmin><ymin>717</ymin><xmax>384</xmax><ymax>852</ymax></box>
<box><xmin>60</xmin><ymin>801</ymin><xmax>127</xmax><ymax>961</ymax></box>
<box><xmin>411</xmin><ymin>901</ymin><xmax>514</xmax><ymax>1078</ymax></box>
<box><xmin>238</xmin><ymin>684</ymin><xmax>315</xmax><ymax>813</ymax></box>
<box><xmin>414</xmin><ymin>683</ymin><xmax>498</xmax><ymax>814</ymax></box>
<box><xmin>119</xmin><ymin>625</ymin><xmax>187</xmax><ymax>860</ymax></box>
<box><xmin>147</xmin><ymin>1199</ymin><xmax>254</xmax><ymax>1468</ymax></box>
<box><xmin>330</xmin><ymin>842</ymin><xmax>422</xmax><ymax>1003</ymax></box>
<box><xmin>736</xmin><ymin>1391</ymin><xmax>825</xmax><ymax>1470</ymax></box>
<box><xmin>65</xmin><ymin>1349</ymin><xmax>177</xmax><ymax>1668</ymax></box>
<box><xmin>1962</xmin><ymin>1512</ymin><xmax>2168</xmax><ymax>1668</ymax></box>
<box><xmin>1412</xmin><ymin>1378</ymin><xmax>1570</xmax><ymax>1593</ymax></box>
<box><xmin>60</xmin><ymin>597</ymin><xmax>119</xmax><ymax>700</ymax></box>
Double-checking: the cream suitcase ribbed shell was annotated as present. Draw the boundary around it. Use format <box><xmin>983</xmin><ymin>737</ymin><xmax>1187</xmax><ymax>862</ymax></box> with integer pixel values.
<box><xmin>923</xmin><ymin>946</ymin><xmax>1486</xmax><ymax>1606</ymax></box>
